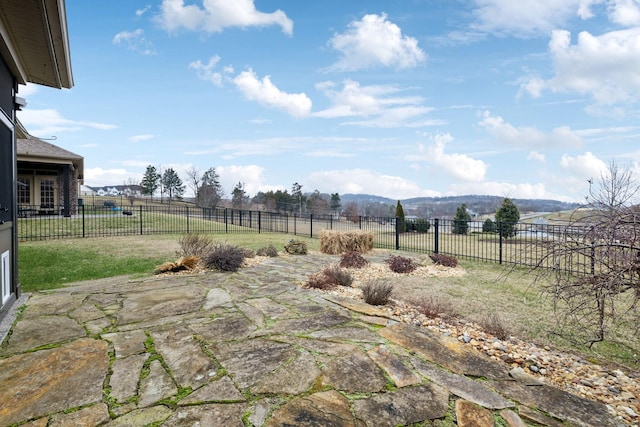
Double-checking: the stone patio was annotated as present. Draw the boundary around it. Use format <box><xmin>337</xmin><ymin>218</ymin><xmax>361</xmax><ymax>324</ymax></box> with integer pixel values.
<box><xmin>0</xmin><ymin>254</ymin><xmax>625</xmax><ymax>426</ymax></box>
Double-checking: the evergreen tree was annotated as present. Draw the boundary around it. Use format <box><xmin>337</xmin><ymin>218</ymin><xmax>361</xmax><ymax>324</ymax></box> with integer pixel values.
<box><xmin>330</xmin><ymin>193</ymin><xmax>341</xmax><ymax>217</ymax></box>
<box><xmin>291</xmin><ymin>182</ymin><xmax>304</xmax><ymax>215</ymax></box>
<box><xmin>198</xmin><ymin>167</ymin><xmax>223</xmax><ymax>208</ymax></box>
<box><xmin>452</xmin><ymin>203</ymin><xmax>471</xmax><ymax>235</ymax></box>
<box><xmin>140</xmin><ymin>165</ymin><xmax>160</xmax><ymax>199</ymax></box>
<box><xmin>395</xmin><ymin>200</ymin><xmax>406</xmax><ymax>232</ymax></box>
<box><xmin>495</xmin><ymin>198</ymin><xmax>520</xmax><ymax>238</ymax></box>
<box><xmin>161</xmin><ymin>168</ymin><xmax>185</xmax><ymax>204</ymax></box>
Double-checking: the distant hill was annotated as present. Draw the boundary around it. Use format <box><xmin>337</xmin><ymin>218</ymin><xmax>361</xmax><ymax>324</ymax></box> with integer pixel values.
<box><xmin>339</xmin><ymin>194</ymin><xmax>580</xmax><ymax>218</ymax></box>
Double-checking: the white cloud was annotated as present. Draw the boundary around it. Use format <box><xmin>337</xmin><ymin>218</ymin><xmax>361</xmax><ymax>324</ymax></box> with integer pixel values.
<box><xmin>327</xmin><ymin>13</ymin><xmax>426</xmax><ymax>71</ymax></box>
<box><xmin>189</xmin><ymin>56</ymin><xmax>225</xmax><ymax>86</ymax></box>
<box><xmin>306</xmin><ymin>169</ymin><xmax>439</xmax><ymax>199</ymax></box>
<box><xmin>412</xmin><ymin>133</ymin><xmax>488</xmax><ymax>182</ymax></box>
<box><xmin>156</xmin><ymin>0</ymin><xmax>293</xmax><ymax>35</ymax></box>
<box><xmin>217</xmin><ymin>165</ymin><xmax>266</xmax><ymax>196</ymax></box>
<box><xmin>470</xmin><ymin>0</ymin><xmax>587</xmax><ymax>36</ymax></box>
<box><xmin>17</xmin><ymin>109</ymin><xmax>117</xmax><ymax>136</ymax></box>
<box><xmin>470</xmin><ymin>0</ymin><xmax>640</xmax><ymax>36</ymax></box>
<box><xmin>449</xmin><ymin>181</ymin><xmax>573</xmax><ymax>201</ymax></box>
<box><xmin>84</xmin><ymin>167</ymin><xmax>133</xmax><ymax>187</ymax></box>
<box><xmin>607</xmin><ymin>0</ymin><xmax>640</xmax><ymax>26</ymax></box>
<box><xmin>543</xmin><ymin>28</ymin><xmax>640</xmax><ymax>107</ymax></box>
<box><xmin>17</xmin><ymin>84</ymin><xmax>38</xmax><ymax>98</ymax></box>
<box><xmin>528</xmin><ymin>151</ymin><xmax>546</xmax><ymax>162</ymax></box>
<box><xmin>479</xmin><ymin>111</ymin><xmax>583</xmax><ymax>148</ymax></box>
<box><xmin>129</xmin><ymin>134</ymin><xmax>155</xmax><ymax>143</ymax></box>
<box><xmin>112</xmin><ymin>29</ymin><xmax>156</xmax><ymax>55</ymax></box>
<box><xmin>136</xmin><ymin>5</ymin><xmax>151</xmax><ymax>17</ymax></box>
<box><xmin>560</xmin><ymin>151</ymin><xmax>608</xmax><ymax>180</ymax></box>
<box><xmin>314</xmin><ymin>79</ymin><xmax>439</xmax><ymax>128</ymax></box>
<box><xmin>232</xmin><ymin>69</ymin><xmax>312</xmax><ymax>118</ymax></box>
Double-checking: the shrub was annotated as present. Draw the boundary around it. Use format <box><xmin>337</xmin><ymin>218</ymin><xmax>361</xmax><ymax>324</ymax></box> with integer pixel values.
<box><xmin>203</xmin><ymin>243</ymin><xmax>246</xmax><ymax>272</ymax></box>
<box><xmin>405</xmin><ymin>219</ymin><xmax>431</xmax><ymax>233</ymax></box>
<box><xmin>387</xmin><ymin>255</ymin><xmax>417</xmax><ymax>273</ymax></box>
<box><xmin>306</xmin><ymin>265</ymin><xmax>353</xmax><ymax>290</ymax></box>
<box><xmin>413</xmin><ymin>296</ymin><xmax>456</xmax><ymax>320</ymax></box>
<box><xmin>339</xmin><ymin>251</ymin><xmax>369</xmax><ymax>269</ymax></box>
<box><xmin>429</xmin><ymin>253</ymin><xmax>458</xmax><ymax>268</ymax></box>
<box><xmin>482</xmin><ymin>218</ymin><xmax>496</xmax><ymax>233</ymax></box>
<box><xmin>481</xmin><ymin>312</ymin><xmax>509</xmax><ymax>340</ymax></box>
<box><xmin>362</xmin><ymin>280</ymin><xmax>393</xmax><ymax>305</ymax></box>
<box><xmin>243</xmin><ymin>248</ymin><xmax>256</xmax><ymax>258</ymax></box>
<box><xmin>177</xmin><ymin>233</ymin><xmax>215</xmax><ymax>257</ymax></box>
<box><xmin>256</xmin><ymin>244</ymin><xmax>278</xmax><ymax>257</ymax></box>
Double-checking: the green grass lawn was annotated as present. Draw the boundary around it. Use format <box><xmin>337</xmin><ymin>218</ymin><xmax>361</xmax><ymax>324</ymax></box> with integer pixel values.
<box><xmin>18</xmin><ymin>233</ymin><xmax>318</xmax><ymax>291</ymax></box>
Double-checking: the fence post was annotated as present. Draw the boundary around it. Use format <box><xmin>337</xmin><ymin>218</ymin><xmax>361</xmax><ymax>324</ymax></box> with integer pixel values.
<box><xmin>258</xmin><ymin>211</ymin><xmax>261</xmax><ymax>233</ymax></box>
<box><xmin>294</xmin><ymin>214</ymin><xmax>297</xmax><ymax>235</ymax></box>
<box><xmin>395</xmin><ymin>216</ymin><xmax>400</xmax><ymax>250</ymax></box>
<box><xmin>310</xmin><ymin>214</ymin><xmax>313</xmax><ymax>238</ymax></box>
<box><xmin>498</xmin><ymin>221</ymin><xmax>503</xmax><ymax>264</ymax></box>
<box><xmin>139</xmin><ymin>205</ymin><xmax>143</xmax><ymax>235</ymax></box>
<box><xmin>359</xmin><ymin>216</ymin><xmax>362</xmax><ymax>230</ymax></box>
<box><xmin>186</xmin><ymin>206</ymin><xmax>189</xmax><ymax>234</ymax></box>
<box><xmin>434</xmin><ymin>218</ymin><xmax>439</xmax><ymax>254</ymax></box>
<box><xmin>330</xmin><ymin>215</ymin><xmax>332</xmax><ymax>230</ymax></box>
<box><xmin>224</xmin><ymin>208</ymin><xmax>228</xmax><ymax>233</ymax></box>
<box><xmin>81</xmin><ymin>204</ymin><xmax>86</xmax><ymax>238</ymax></box>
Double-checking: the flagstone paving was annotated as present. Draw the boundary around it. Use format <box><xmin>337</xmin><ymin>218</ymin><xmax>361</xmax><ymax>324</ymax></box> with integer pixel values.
<box><xmin>0</xmin><ymin>255</ymin><xmax>627</xmax><ymax>426</ymax></box>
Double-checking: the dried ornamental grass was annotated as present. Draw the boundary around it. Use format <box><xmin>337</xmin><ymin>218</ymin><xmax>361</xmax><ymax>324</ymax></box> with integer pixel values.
<box><xmin>362</xmin><ymin>279</ymin><xmax>393</xmax><ymax>305</ymax></box>
<box><xmin>319</xmin><ymin>230</ymin><xmax>374</xmax><ymax>254</ymax></box>
<box><xmin>154</xmin><ymin>255</ymin><xmax>200</xmax><ymax>274</ymax></box>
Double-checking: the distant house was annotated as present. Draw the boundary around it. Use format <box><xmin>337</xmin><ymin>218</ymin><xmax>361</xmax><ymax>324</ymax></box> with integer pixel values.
<box><xmin>0</xmin><ymin>0</ymin><xmax>74</xmax><ymax>321</ymax></box>
<box><xmin>16</xmin><ymin>122</ymin><xmax>84</xmax><ymax>216</ymax></box>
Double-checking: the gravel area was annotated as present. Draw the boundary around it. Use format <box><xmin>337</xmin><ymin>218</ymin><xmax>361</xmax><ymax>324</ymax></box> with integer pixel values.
<box><xmin>294</xmin><ymin>254</ymin><xmax>640</xmax><ymax>425</ymax></box>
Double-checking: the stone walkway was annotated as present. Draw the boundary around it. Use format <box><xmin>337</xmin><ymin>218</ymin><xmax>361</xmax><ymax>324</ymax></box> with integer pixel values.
<box><xmin>0</xmin><ymin>255</ymin><xmax>626</xmax><ymax>426</ymax></box>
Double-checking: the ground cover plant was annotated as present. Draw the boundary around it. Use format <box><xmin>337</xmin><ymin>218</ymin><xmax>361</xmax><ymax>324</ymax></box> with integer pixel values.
<box><xmin>306</xmin><ymin>265</ymin><xmax>353</xmax><ymax>290</ymax></box>
<box><xmin>339</xmin><ymin>251</ymin><xmax>368</xmax><ymax>268</ymax></box>
<box><xmin>386</xmin><ymin>255</ymin><xmax>417</xmax><ymax>273</ymax></box>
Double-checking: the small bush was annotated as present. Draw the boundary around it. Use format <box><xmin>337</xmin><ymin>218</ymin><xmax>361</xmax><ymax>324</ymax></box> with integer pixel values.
<box><xmin>413</xmin><ymin>296</ymin><xmax>456</xmax><ymax>319</ymax></box>
<box><xmin>306</xmin><ymin>265</ymin><xmax>353</xmax><ymax>290</ymax></box>
<box><xmin>387</xmin><ymin>255</ymin><xmax>417</xmax><ymax>273</ymax></box>
<box><xmin>243</xmin><ymin>248</ymin><xmax>256</xmax><ymax>258</ymax></box>
<box><xmin>306</xmin><ymin>271</ymin><xmax>337</xmax><ymax>290</ymax></box>
<box><xmin>177</xmin><ymin>233</ymin><xmax>215</xmax><ymax>257</ymax></box>
<box><xmin>429</xmin><ymin>254</ymin><xmax>458</xmax><ymax>268</ymax></box>
<box><xmin>203</xmin><ymin>243</ymin><xmax>246</xmax><ymax>272</ymax></box>
<box><xmin>339</xmin><ymin>251</ymin><xmax>369</xmax><ymax>269</ymax></box>
<box><xmin>362</xmin><ymin>280</ymin><xmax>393</xmax><ymax>305</ymax></box>
<box><xmin>482</xmin><ymin>218</ymin><xmax>496</xmax><ymax>233</ymax></box>
<box><xmin>405</xmin><ymin>219</ymin><xmax>431</xmax><ymax>233</ymax></box>
<box><xmin>481</xmin><ymin>312</ymin><xmax>509</xmax><ymax>341</ymax></box>
<box><xmin>256</xmin><ymin>244</ymin><xmax>278</xmax><ymax>257</ymax></box>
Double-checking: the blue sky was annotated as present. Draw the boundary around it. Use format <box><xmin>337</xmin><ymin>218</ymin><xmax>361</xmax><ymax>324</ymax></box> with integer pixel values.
<box><xmin>17</xmin><ymin>0</ymin><xmax>640</xmax><ymax>202</ymax></box>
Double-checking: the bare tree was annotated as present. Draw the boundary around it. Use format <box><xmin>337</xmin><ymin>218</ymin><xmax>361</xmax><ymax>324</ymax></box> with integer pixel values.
<box><xmin>185</xmin><ymin>166</ymin><xmax>202</xmax><ymax>202</ymax></box>
<box><xmin>533</xmin><ymin>161</ymin><xmax>640</xmax><ymax>353</ymax></box>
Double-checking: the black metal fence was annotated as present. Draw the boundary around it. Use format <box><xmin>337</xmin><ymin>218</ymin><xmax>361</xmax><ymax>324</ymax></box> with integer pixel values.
<box><xmin>17</xmin><ymin>203</ymin><xmax>603</xmax><ymax>274</ymax></box>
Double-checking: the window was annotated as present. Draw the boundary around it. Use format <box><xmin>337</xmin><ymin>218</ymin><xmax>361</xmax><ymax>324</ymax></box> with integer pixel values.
<box><xmin>17</xmin><ymin>178</ymin><xmax>30</xmax><ymax>205</ymax></box>
<box><xmin>40</xmin><ymin>179</ymin><xmax>55</xmax><ymax>208</ymax></box>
